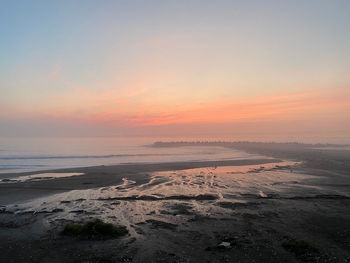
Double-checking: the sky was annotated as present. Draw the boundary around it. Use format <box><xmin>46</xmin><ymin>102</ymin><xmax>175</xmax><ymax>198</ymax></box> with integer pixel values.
<box><xmin>1</xmin><ymin>0</ymin><xmax>350</xmax><ymax>140</ymax></box>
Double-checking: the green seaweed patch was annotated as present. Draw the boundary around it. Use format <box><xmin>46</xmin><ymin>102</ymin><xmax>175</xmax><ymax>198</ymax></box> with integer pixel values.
<box><xmin>282</xmin><ymin>239</ymin><xmax>319</xmax><ymax>261</ymax></box>
<box><xmin>62</xmin><ymin>219</ymin><xmax>128</xmax><ymax>239</ymax></box>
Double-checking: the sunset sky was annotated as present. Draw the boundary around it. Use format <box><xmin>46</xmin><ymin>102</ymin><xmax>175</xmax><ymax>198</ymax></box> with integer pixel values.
<box><xmin>1</xmin><ymin>1</ymin><xmax>350</xmax><ymax>139</ymax></box>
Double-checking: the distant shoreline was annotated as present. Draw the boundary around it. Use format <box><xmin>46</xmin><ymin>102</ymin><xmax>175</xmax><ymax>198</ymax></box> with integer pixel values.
<box><xmin>151</xmin><ymin>141</ymin><xmax>350</xmax><ymax>173</ymax></box>
<box><xmin>150</xmin><ymin>141</ymin><xmax>350</xmax><ymax>148</ymax></box>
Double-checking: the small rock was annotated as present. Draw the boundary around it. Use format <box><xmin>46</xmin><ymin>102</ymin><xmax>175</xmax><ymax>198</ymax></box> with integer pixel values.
<box><xmin>218</xmin><ymin>242</ymin><xmax>231</xmax><ymax>249</ymax></box>
<box><xmin>120</xmin><ymin>256</ymin><xmax>132</xmax><ymax>262</ymax></box>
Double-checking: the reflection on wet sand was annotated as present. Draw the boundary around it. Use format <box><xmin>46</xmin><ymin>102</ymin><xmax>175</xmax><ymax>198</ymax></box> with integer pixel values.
<box><xmin>0</xmin><ymin>173</ymin><xmax>84</xmax><ymax>183</ymax></box>
<box><xmin>2</xmin><ymin>160</ymin><xmax>350</xmax><ymax>262</ymax></box>
<box><xmin>5</xmin><ymin>161</ymin><xmax>344</xmax><ymax>230</ymax></box>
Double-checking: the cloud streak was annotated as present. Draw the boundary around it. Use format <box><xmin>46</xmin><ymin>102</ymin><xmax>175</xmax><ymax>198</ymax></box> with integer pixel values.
<box><xmin>14</xmin><ymin>86</ymin><xmax>346</xmax><ymax>128</ymax></box>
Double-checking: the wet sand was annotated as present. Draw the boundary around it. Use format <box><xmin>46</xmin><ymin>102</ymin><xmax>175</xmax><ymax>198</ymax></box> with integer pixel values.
<box><xmin>0</xmin><ymin>144</ymin><xmax>350</xmax><ymax>263</ymax></box>
<box><xmin>0</xmin><ymin>158</ymin><xmax>278</xmax><ymax>205</ymax></box>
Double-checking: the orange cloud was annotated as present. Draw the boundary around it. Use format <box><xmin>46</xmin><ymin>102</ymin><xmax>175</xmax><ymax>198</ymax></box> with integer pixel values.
<box><xmin>57</xmin><ymin>86</ymin><xmax>347</xmax><ymax>127</ymax></box>
<box><xmin>12</xmin><ymin>85</ymin><xmax>349</xmax><ymax>128</ymax></box>
<box><xmin>112</xmin><ymin>87</ymin><xmax>349</xmax><ymax>126</ymax></box>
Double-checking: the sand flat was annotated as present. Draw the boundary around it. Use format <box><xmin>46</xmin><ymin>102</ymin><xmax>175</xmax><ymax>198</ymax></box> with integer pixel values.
<box><xmin>0</xmin><ymin>158</ymin><xmax>280</xmax><ymax>205</ymax></box>
<box><xmin>0</xmin><ymin>144</ymin><xmax>350</xmax><ymax>262</ymax></box>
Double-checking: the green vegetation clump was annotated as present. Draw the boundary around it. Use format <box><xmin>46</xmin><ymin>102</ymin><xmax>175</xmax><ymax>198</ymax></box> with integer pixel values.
<box><xmin>62</xmin><ymin>219</ymin><xmax>128</xmax><ymax>239</ymax></box>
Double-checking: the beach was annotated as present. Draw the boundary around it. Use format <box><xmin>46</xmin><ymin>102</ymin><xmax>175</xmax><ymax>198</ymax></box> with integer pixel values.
<box><xmin>2</xmin><ymin>0</ymin><xmax>350</xmax><ymax>262</ymax></box>
<box><xmin>0</xmin><ymin>143</ymin><xmax>350</xmax><ymax>262</ymax></box>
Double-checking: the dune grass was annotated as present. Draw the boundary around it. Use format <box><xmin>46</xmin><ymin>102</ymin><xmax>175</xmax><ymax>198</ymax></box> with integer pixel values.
<box><xmin>62</xmin><ymin>219</ymin><xmax>128</xmax><ymax>239</ymax></box>
<box><xmin>282</xmin><ymin>239</ymin><xmax>319</xmax><ymax>260</ymax></box>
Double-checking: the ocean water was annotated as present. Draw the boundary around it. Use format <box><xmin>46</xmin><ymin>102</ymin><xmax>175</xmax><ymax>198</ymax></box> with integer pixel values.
<box><xmin>0</xmin><ymin>137</ymin><xmax>262</xmax><ymax>173</ymax></box>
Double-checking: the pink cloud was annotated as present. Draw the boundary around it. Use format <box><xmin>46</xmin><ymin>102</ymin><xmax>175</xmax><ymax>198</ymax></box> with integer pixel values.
<box><xmin>8</xmin><ymin>86</ymin><xmax>349</xmax><ymax>129</ymax></box>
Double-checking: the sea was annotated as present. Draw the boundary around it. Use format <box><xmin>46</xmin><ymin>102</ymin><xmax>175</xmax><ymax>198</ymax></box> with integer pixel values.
<box><xmin>0</xmin><ymin>134</ymin><xmax>349</xmax><ymax>174</ymax></box>
<box><xmin>0</xmin><ymin>137</ymin><xmax>261</xmax><ymax>174</ymax></box>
